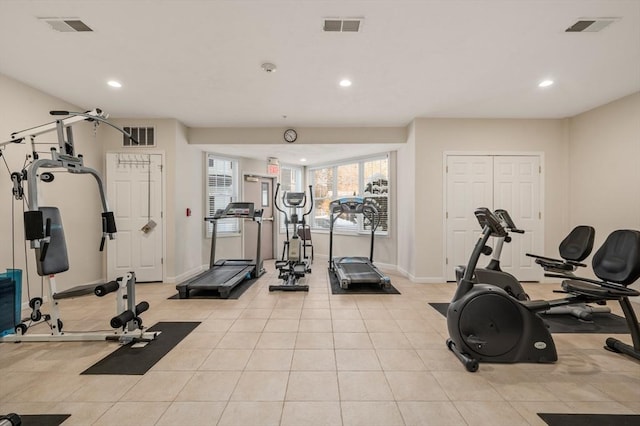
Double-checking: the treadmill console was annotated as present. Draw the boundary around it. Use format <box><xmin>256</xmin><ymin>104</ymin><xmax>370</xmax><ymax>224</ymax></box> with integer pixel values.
<box><xmin>221</xmin><ymin>202</ymin><xmax>255</xmax><ymax>218</ymax></box>
<box><xmin>331</xmin><ymin>197</ymin><xmax>365</xmax><ymax>214</ymax></box>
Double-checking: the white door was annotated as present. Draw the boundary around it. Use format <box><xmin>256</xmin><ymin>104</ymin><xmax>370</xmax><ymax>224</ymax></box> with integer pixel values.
<box><xmin>445</xmin><ymin>155</ymin><xmax>542</xmax><ymax>282</ymax></box>
<box><xmin>493</xmin><ymin>156</ymin><xmax>542</xmax><ymax>281</ymax></box>
<box><xmin>445</xmin><ymin>156</ymin><xmax>494</xmax><ymax>281</ymax></box>
<box><xmin>243</xmin><ymin>176</ymin><xmax>275</xmax><ymax>261</ymax></box>
<box><xmin>106</xmin><ymin>153</ymin><xmax>164</xmax><ymax>282</ymax></box>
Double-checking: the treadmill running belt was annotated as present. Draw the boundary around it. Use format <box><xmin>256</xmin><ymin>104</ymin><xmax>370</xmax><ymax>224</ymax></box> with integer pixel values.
<box><xmin>187</xmin><ymin>265</ymin><xmax>250</xmax><ymax>289</ymax></box>
<box><xmin>340</xmin><ymin>263</ymin><xmax>383</xmax><ymax>283</ymax></box>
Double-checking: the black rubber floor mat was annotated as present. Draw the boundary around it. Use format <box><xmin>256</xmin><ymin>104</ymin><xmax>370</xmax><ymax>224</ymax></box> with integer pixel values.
<box><xmin>538</xmin><ymin>413</ymin><xmax>640</xmax><ymax>426</ymax></box>
<box><xmin>168</xmin><ymin>277</ymin><xmax>258</xmax><ymax>300</ymax></box>
<box><xmin>81</xmin><ymin>322</ymin><xmax>200</xmax><ymax>375</ymax></box>
<box><xmin>329</xmin><ymin>269</ymin><xmax>400</xmax><ymax>295</ymax></box>
<box><xmin>19</xmin><ymin>414</ymin><xmax>71</xmax><ymax>426</ymax></box>
<box><xmin>428</xmin><ymin>303</ymin><xmax>630</xmax><ymax>334</ymax></box>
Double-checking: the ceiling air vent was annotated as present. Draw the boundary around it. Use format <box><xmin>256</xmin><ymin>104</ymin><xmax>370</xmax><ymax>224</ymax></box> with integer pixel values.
<box><xmin>565</xmin><ymin>17</ymin><xmax>620</xmax><ymax>32</ymax></box>
<box><xmin>39</xmin><ymin>17</ymin><xmax>93</xmax><ymax>32</ymax></box>
<box><xmin>323</xmin><ymin>18</ymin><xmax>363</xmax><ymax>33</ymax></box>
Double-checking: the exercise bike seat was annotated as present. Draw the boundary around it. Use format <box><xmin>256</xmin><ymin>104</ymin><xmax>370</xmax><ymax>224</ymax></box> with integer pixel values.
<box><xmin>534</xmin><ymin>257</ymin><xmax>576</xmax><ymax>272</ymax></box>
<box><xmin>561</xmin><ymin>229</ymin><xmax>640</xmax><ymax>300</ymax></box>
<box><xmin>527</xmin><ymin>225</ymin><xmax>594</xmax><ymax>272</ymax></box>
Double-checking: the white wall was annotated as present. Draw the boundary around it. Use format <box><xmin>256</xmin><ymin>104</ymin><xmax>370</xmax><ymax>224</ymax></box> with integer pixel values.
<box><xmin>173</xmin><ymin>122</ymin><xmax>204</xmax><ymax>282</ymax></box>
<box><xmin>568</xmin><ymin>92</ymin><xmax>640</xmax><ymax>290</ymax></box>
<box><xmin>0</xmin><ymin>74</ymin><xmax>105</xmax><ymax>298</ymax></box>
<box><xmin>409</xmin><ymin>118</ymin><xmax>570</xmax><ymax>281</ymax></box>
<box><xmin>396</xmin><ymin>121</ymin><xmax>416</xmax><ymax>278</ymax></box>
<box><xmin>568</xmin><ymin>92</ymin><xmax>640</xmax><ymax>240</ymax></box>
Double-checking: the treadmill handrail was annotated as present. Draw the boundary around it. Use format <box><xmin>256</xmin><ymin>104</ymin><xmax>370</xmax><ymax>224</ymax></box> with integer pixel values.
<box><xmin>328</xmin><ymin>197</ymin><xmax>381</xmax><ymax>266</ymax></box>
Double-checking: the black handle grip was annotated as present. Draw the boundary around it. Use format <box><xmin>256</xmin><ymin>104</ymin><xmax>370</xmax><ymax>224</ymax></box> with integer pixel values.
<box><xmin>39</xmin><ymin>242</ymin><xmax>49</xmax><ymax>262</ymax></box>
<box><xmin>102</xmin><ymin>212</ymin><xmax>117</xmax><ymax>233</ymax></box>
<box><xmin>99</xmin><ymin>236</ymin><xmax>106</xmax><ymax>252</ymax></box>
<box><xmin>39</xmin><ymin>218</ymin><xmax>52</xmax><ymax>262</ymax></box>
<box><xmin>135</xmin><ymin>301</ymin><xmax>150</xmax><ymax>315</ymax></box>
<box><xmin>95</xmin><ymin>280</ymin><xmax>119</xmax><ymax>297</ymax></box>
<box><xmin>24</xmin><ymin>211</ymin><xmax>44</xmax><ymax>241</ymax></box>
<box><xmin>110</xmin><ymin>310</ymin><xmax>134</xmax><ymax>329</ymax></box>
<box><xmin>50</xmin><ymin>110</ymin><xmax>70</xmax><ymax>115</ymax></box>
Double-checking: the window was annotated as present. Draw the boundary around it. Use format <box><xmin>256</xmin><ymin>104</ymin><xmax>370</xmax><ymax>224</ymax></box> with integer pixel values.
<box><xmin>278</xmin><ymin>165</ymin><xmax>303</xmax><ymax>231</ymax></box>
<box><xmin>309</xmin><ymin>155</ymin><xmax>389</xmax><ymax>234</ymax></box>
<box><xmin>205</xmin><ymin>154</ymin><xmax>239</xmax><ymax>237</ymax></box>
<box><xmin>280</xmin><ymin>165</ymin><xmax>303</xmax><ymax>193</ymax></box>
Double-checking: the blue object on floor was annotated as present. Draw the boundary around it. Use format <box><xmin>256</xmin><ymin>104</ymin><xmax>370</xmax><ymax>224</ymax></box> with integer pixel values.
<box><xmin>0</xmin><ymin>269</ymin><xmax>22</xmax><ymax>337</ymax></box>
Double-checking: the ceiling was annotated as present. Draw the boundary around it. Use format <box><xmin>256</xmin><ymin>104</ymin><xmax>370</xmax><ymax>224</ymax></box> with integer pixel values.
<box><xmin>0</xmin><ymin>1</ymin><xmax>638</xmax><ymax>162</ymax></box>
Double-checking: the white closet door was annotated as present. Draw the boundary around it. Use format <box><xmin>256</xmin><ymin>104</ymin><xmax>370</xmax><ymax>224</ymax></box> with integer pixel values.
<box><xmin>445</xmin><ymin>156</ymin><xmax>494</xmax><ymax>281</ymax></box>
<box><xmin>493</xmin><ymin>156</ymin><xmax>542</xmax><ymax>281</ymax></box>
<box><xmin>445</xmin><ymin>154</ymin><xmax>543</xmax><ymax>282</ymax></box>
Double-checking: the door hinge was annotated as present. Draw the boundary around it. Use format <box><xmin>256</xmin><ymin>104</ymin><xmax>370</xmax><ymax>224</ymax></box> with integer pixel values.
<box><xmin>539</xmin><ymin>211</ymin><xmax>542</xmax><ymax>219</ymax></box>
<box><xmin>161</xmin><ymin>257</ymin><xmax>164</xmax><ymax>265</ymax></box>
<box><xmin>446</xmin><ymin>211</ymin><xmax>448</xmax><ymax>219</ymax></box>
<box><xmin>446</xmin><ymin>165</ymin><xmax>448</xmax><ymax>173</ymax></box>
<box><xmin>161</xmin><ymin>211</ymin><xmax>163</xmax><ymax>218</ymax></box>
<box><xmin>539</xmin><ymin>165</ymin><xmax>541</xmax><ymax>174</ymax></box>
<box><xmin>446</xmin><ymin>257</ymin><xmax>449</xmax><ymax>265</ymax></box>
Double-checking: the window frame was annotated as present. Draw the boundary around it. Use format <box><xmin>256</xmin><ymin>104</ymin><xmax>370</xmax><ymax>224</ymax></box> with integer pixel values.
<box><xmin>308</xmin><ymin>153</ymin><xmax>390</xmax><ymax>236</ymax></box>
<box><xmin>204</xmin><ymin>153</ymin><xmax>240</xmax><ymax>238</ymax></box>
<box><xmin>277</xmin><ymin>164</ymin><xmax>304</xmax><ymax>232</ymax></box>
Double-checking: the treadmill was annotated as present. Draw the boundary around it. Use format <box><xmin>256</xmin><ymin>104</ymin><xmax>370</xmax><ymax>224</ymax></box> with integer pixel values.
<box><xmin>176</xmin><ymin>202</ymin><xmax>265</xmax><ymax>299</ymax></box>
<box><xmin>329</xmin><ymin>197</ymin><xmax>391</xmax><ymax>289</ymax></box>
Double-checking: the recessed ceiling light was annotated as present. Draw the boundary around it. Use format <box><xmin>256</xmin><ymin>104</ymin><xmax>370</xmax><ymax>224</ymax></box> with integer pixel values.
<box><xmin>300</xmin><ymin>158</ymin><xmax>307</xmax><ymax>162</ymax></box>
<box><xmin>107</xmin><ymin>80</ymin><xmax>122</xmax><ymax>88</ymax></box>
<box><xmin>339</xmin><ymin>79</ymin><xmax>352</xmax><ymax>87</ymax></box>
<box><xmin>538</xmin><ymin>79</ymin><xmax>554</xmax><ymax>88</ymax></box>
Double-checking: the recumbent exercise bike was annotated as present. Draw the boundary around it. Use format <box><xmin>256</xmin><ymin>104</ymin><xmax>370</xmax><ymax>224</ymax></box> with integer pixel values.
<box><xmin>446</xmin><ymin>207</ymin><xmax>640</xmax><ymax>372</ymax></box>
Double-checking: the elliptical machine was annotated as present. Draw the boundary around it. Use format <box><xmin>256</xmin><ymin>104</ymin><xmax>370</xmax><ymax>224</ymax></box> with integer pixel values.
<box><xmin>271</xmin><ymin>184</ymin><xmax>313</xmax><ymax>292</ymax></box>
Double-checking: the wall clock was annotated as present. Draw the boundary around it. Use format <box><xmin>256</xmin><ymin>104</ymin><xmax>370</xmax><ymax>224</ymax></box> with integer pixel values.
<box><xmin>284</xmin><ymin>128</ymin><xmax>297</xmax><ymax>143</ymax></box>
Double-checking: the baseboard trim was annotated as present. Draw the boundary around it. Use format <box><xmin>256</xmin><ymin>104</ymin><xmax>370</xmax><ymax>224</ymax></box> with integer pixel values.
<box><xmin>169</xmin><ymin>265</ymin><xmax>206</xmax><ymax>284</ymax></box>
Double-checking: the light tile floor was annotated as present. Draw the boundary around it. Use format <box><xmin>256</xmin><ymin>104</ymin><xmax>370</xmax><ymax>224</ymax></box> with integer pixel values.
<box><xmin>1</xmin><ymin>261</ymin><xmax>639</xmax><ymax>425</ymax></box>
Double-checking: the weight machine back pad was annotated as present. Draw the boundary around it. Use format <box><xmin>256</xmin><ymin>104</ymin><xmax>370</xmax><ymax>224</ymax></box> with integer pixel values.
<box><xmin>36</xmin><ymin>207</ymin><xmax>70</xmax><ymax>276</ymax></box>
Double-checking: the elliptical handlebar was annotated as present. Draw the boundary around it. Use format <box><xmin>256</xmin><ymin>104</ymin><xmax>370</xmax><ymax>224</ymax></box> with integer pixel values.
<box><xmin>273</xmin><ymin>183</ymin><xmax>286</xmax><ymax>215</ymax></box>
<box><xmin>303</xmin><ymin>185</ymin><xmax>314</xmax><ymax>218</ymax></box>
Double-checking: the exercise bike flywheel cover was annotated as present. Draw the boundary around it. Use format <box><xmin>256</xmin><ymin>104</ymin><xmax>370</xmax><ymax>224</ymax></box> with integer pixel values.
<box><xmin>458</xmin><ymin>293</ymin><xmax>523</xmax><ymax>357</ymax></box>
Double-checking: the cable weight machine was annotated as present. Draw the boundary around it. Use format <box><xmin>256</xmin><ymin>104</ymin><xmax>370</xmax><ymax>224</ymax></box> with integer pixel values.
<box><xmin>0</xmin><ymin>109</ymin><xmax>158</xmax><ymax>344</ymax></box>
